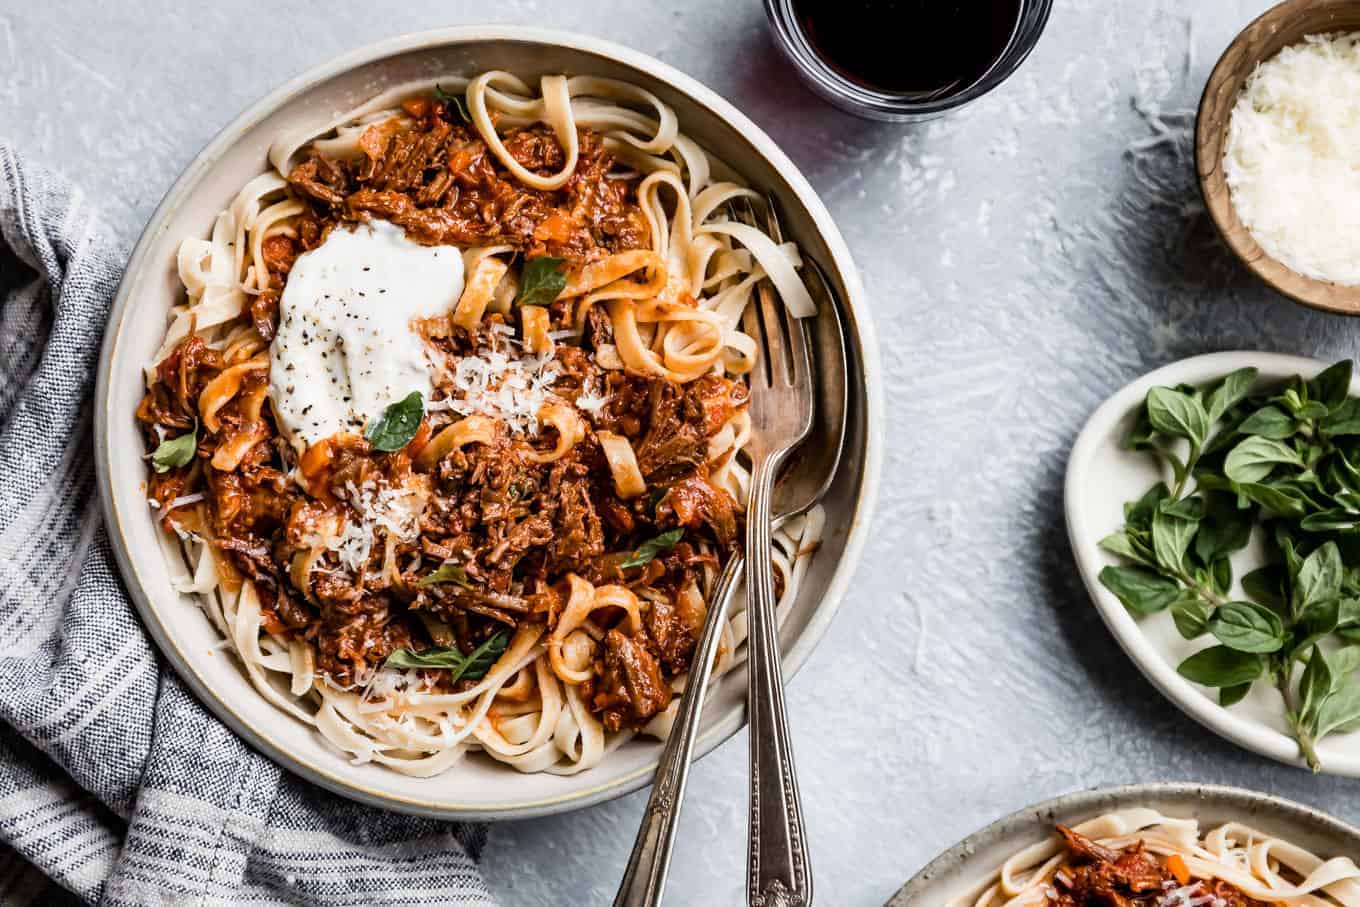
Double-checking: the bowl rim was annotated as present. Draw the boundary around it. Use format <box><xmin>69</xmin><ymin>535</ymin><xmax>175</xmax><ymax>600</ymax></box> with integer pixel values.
<box><xmin>891</xmin><ymin>781</ymin><xmax>1360</xmax><ymax>903</ymax></box>
<box><xmin>93</xmin><ymin>25</ymin><xmax>884</xmax><ymax>819</ymax></box>
<box><xmin>1195</xmin><ymin>0</ymin><xmax>1360</xmax><ymax>316</ymax></box>
<box><xmin>1064</xmin><ymin>350</ymin><xmax>1360</xmax><ymax>776</ymax></box>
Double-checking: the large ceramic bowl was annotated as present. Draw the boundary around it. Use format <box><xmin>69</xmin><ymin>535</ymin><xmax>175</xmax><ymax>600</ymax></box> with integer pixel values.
<box><xmin>891</xmin><ymin>783</ymin><xmax>1360</xmax><ymax>904</ymax></box>
<box><xmin>94</xmin><ymin>27</ymin><xmax>880</xmax><ymax>819</ymax></box>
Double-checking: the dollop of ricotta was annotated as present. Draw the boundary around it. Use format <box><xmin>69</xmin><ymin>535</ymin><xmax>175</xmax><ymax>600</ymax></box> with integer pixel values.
<box><xmin>269</xmin><ymin>220</ymin><xmax>465</xmax><ymax>445</ymax></box>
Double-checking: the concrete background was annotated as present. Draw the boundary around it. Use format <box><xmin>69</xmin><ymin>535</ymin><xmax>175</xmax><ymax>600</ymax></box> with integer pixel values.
<box><xmin>4</xmin><ymin>0</ymin><xmax>1359</xmax><ymax>903</ymax></box>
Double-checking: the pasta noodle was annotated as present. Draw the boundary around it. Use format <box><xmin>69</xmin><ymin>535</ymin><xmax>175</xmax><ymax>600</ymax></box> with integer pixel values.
<box><xmin>956</xmin><ymin>809</ymin><xmax>1360</xmax><ymax>906</ymax></box>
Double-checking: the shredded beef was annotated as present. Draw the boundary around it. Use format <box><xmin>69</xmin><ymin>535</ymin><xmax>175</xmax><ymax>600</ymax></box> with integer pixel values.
<box><xmin>591</xmin><ymin>630</ymin><xmax>673</xmax><ymax>732</ymax></box>
<box><xmin>287</xmin><ymin>106</ymin><xmax>648</xmax><ymax>267</ymax></box>
<box><xmin>1045</xmin><ymin>827</ymin><xmax>1270</xmax><ymax>907</ymax></box>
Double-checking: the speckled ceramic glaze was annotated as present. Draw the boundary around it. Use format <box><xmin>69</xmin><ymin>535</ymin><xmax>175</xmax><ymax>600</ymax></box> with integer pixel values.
<box><xmin>93</xmin><ymin>26</ymin><xmax>882</xmax><ymax>820</ymax></box>
<box><xmin>890</xmin><ymin>783</ymin><xmax>1360</xmax><ymax>904</ymax></box>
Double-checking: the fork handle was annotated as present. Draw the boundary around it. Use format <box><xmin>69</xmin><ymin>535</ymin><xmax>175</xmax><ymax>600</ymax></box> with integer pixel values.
<box><xmin>746</xmin><ymin>455</ymin><xmax>813</xmax><ymax>907</ymax></box>
<box><xmin>614</xmin><ymin>555</ymin><xmax>743</xmax><ymax>907</ymax></box>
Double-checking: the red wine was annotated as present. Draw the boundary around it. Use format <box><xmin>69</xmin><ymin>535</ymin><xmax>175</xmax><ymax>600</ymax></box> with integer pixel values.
<box><xmin>793</xmin><ymin>0</ymin><xmax>1024</xmax><ymax>98</ymax></box>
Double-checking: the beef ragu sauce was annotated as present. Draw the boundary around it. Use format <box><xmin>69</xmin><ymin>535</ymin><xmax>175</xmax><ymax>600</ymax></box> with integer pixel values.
<box><xmin>137</xmin><ymin>95</ymin><xmax>747</xmax><ymax>734</ymax></box>
<box><xmin>1047</xmin><ymin>827</ymin><xmax>1270</xmax><ymax>907</ymax></box>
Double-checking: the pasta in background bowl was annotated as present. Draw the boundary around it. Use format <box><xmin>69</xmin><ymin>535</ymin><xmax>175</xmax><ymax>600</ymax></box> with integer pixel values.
<box><xmin>892</xmin><ymin>784</ymin><xmax>1360</xmax><ymax>906</ymax></box>
<box><xmin>96</xmin><ymin>27</ymin><xmax>880</xmax><ymax>819</ymax></box>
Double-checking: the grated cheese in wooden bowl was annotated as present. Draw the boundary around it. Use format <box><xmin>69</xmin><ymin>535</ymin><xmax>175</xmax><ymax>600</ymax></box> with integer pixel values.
<box><xmin>1224</xmin><ymin>33</ymin><xmax>1360</xmax><ymax>286</ymax></box>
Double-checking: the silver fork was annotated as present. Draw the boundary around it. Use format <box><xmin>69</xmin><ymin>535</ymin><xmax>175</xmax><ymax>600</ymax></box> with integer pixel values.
<box><xmin>614</xmin><ymin>196</ymin><xmax>823</xmax><ymax>907</ymax></box>
<box><xmin>738</xmin><ymin>198</ymin><xmax>815</xmax><ymax>907</ymax></box>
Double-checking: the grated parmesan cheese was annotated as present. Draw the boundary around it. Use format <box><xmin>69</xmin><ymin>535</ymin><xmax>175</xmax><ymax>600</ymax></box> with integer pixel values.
<box><xmin>1224</xmin><ymin>33</ymin><xmax>1360</xmax><ymax>285</ymax></box>
<box><xmin>428</xmin><ymin>345</ymin><xmax>560</xmax><ymax>436</ymax></box>
<box><xmin>575</xmin><ymin>392</ymin><xmax>610</xmax><ymax>413</ymax></box>
<box><xmin>327</xmin><ymin>479</ymin><xmax>424</xmax><ymax>572</ymax></box>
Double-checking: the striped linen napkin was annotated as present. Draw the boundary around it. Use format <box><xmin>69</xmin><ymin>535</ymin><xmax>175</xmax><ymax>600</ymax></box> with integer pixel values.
<box><xmin>0</xmin><ymin>142</ymin><xmax>495</xmax><ymax>907</ymax></box>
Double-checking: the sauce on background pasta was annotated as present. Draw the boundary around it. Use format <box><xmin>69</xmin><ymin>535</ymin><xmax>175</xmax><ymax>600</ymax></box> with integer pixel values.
<box><xmin>138</xmin><ymin>72</ymin><xmax>823</xmax><ymax>776</ymax></box>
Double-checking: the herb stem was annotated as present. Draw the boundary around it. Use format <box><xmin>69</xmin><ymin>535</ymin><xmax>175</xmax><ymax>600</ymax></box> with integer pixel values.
<box><xmin>1172</xmin><ymin>442</ymin><xmax>1201</xmax><ymax>500</ymax></box>
<box><xmin>1277</xmin><ymin>670</ymin><xmax>1322</xmax><ymax>772</ymax></box>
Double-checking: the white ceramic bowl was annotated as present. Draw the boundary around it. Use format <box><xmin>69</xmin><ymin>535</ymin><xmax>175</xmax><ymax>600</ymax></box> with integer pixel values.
<box><xmin>891</xmin><ymin>782</ymin><xmax>1360</xmax><ymax>903</ymax></box>
<box><xmin>94</xmin><ymin>27</ymin><xmax>882</xmax><ymax>819</ymax></box>
<box><xmin>1065</xmin><ymin>351</ymin><xmax>1360</xmax><ymax>776</ymax></box>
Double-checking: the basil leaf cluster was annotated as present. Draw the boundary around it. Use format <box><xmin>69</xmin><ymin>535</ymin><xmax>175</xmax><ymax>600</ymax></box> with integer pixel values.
<box><xmin>1098</xmin><ymin>361</ymin><xmax>1360</xmax><ymax>770</ymax></box>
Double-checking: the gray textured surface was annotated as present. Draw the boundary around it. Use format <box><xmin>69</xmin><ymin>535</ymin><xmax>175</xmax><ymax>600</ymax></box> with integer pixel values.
<box><xmin>4</xmin><ymin>0</ymin><xmax>1359</xmax><ymax>904</ymax></box>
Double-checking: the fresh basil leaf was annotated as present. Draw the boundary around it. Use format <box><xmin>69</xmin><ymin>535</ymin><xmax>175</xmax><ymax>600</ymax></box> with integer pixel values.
<box><xmin>1296</xmin><ymin>541</ymin><xmax>1344</xmax><ymax>615</ymax></box>
<box><xmin>1191</xmin><ymin>472</ymin><xmax>1235</xmax><ymax>494</ymax></box>
<box><xmin>1210</xmin><ymin>556</ymin><xmax>1232</xmax><ymax>596</ymax></box>
<box><xmin>1209</xmin><ymin>600</ymin><xmax>1285</xmax><ymax>653</ymax></box>
<box><xmin>1329</xmin><ymin>645</ymin><xmax>1360</xmax><ymax>682</ymax></box>
<box><xmin>1340</xmin><ymin>597</ymin><xmax>1360</xmax><ymax>629</ymax></box>
<box><xmin>1300</xmin><ymin>508</ymin><xmax>1360</xmax><ymax>533</ymax></box>
<box><xmin>1313</xmin><ymin>360</ymin><xmax>1353</xmax><ymax>412</ymax></box>
<box><xmin>1206</xmin><ymin>367</ymin><xmax>1259</xmax><ymax>423</ymax></box>
<box><xmin>1098</xmin><ymin>531</ymin><xmax>1152</xmax><ymax>566</ymax></box>
<box><xmin>1237</xmin><ymin>481</ymin><xmax>1308</xmax><ymax>517</ymax></box>
<box><xmin>1294</xmin><ymin>598</ymin><xmax>1342</xmax><ymax>656</ymax></box>
<box><xmin>1225</xmin><ymin>436</ymin><xmax>1304</xmax><ymax>484</ymax></box>
<box><xmin>1152</xmin><ymin>507</ymin><xmax>1197</xmax><ymax>573</ymax></box>
<box><xmin>620</xmin><ymin>528</ymin><xmax>684</xmax><ymax>569</ymax></box>
<box><xmin>152</xmin><ymin>427</ymin><xmax>197</xmax><ymax>472</ymax></box>
<box><xmin>1194</xmin><ymin>494</ymin><xmax>1253</xmax><ymax>564</ymax></box>
<box><xmin>365</xmin><ymin>391</ymin><xmax>424</xmax><ymax>452</ymax></box>
<box><xmin>515</xmin><ymin>256</ymin><xmax>568</xmax><ymax>307</ymax></box>
<box><xmin>1238</xmin><ymin>405</ymin><xmax>1296</xmax><ymax>440</ymax></box>
<box><xmin>434</xmin><ymin>83</ymin><xmax>471</xmax><ymax>123</ymax></box>
<box><xmin>1300</xmin><ymin>645</ymin><xmax>1334</xmax><ymax>725</ymax></box>
<box><xmin>1147</xmin><ymin>386</ymin><xmax>1209</xmax><ymax>446</ymax></box>
<box><xmin>1177</xmin><ymin>646</ymin><xmax>1266</xmax><ymax>687</ymax></box>
<box><xmin>1242</xmin><ymin>564</ymin><xmax>1289</xmax><ymax>613</ymax></box>
<box><xmin>1326</xmin><ymin>451</ymin><xmax>1360</xmax><ymax>498</ymax></box>
<box><xmin>1124</xmin><ymin>483</ymin><xmax>1169</xmax><ymax>530</ymax></box>
<box><xmin>417</xmin><ymin>561</ymin><xmax>474</xmax><ymax>589</ymax></box>
<box><xmin>382</xmin><ymin>631</ymin><xmax>508</xmax><ymax>683</ymax></box>
<box><xmin>1323</xmin><ymin>397</ymin><xmax>1360</xmax><ymax>437</ymax></box>
<box><xmin>1159</xmin><ymin>496</ymin><xmax>1205</xmax><ymax>520</ymax></box>
<box><xmin>1298</xmin><ymin>400</ymin><xmax>1330</xmax><ymax>421</ymax></box>
<box><xmin>1171</xmin><ymin>593</ymin><xmax>1213</xmax><ymax>640</ymax></box>
<box><xmin>1275</xmin><ymin>523</ymin><xmax>1305</xmax><ymax>579</ymax></box>
<box><xmin>1315</xmin><ymin>677</ymin><xmax>1360</xmax><ymax>738</ymax></box>
<box><xmin>1220</xmin><ymin>683</ymin><xmax>1252</xmax><ymax>707</ymax></box>
<box><xmin>1281</xmin><ymin>386</ymin><xmax>1306</xmax><ymax>416</ymax></box>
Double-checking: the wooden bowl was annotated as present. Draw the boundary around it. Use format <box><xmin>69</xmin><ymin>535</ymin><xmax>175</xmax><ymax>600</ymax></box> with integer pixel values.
<box><xmin>1196</xmin><ymin>0</ymin><xmax>1360</xmax><ymax>315</ymax></box>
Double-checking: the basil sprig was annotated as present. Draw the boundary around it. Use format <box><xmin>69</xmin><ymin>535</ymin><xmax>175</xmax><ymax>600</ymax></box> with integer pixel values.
<box><xmin>365</xmin><ymin>392</ymin><xmax>423</xmax><ymax>452</ymax></box>
<box><xmin>1100</xmin><ymin>361</ymin><xmax>1360</xmax><ymax>770</ymax></box>
<box><xmin>433</xmin><ymin>83</ymin><xmax>471</xmax><ymax>124</ymax></box>
<box><xmin>621</xmin><ymin>529</ymin><xmax>684</xmax><ymax>569</ymax></box>
<box><xmin>152</xmin><ymin>424</ymin><xmax>197</xmax><ymax>472</ymax></box>
<box><xmin>515</xmin><ymin>256</ymin><xmax>567</xmax><ymax>308</ymax></box>
<box><xmin>382</xmin><ymin>632</ymin><xmax>509</xmax><ymax>683</ymax></box>
<box><xmin>417</xmin><ymin>561</ymin><xmax>474</xmax><ymax>589</ymax></box>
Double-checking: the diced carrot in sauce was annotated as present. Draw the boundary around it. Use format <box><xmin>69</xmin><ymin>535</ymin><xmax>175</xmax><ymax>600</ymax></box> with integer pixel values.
<box><xmin>448</xmin><ymin>148</ymin><xmax>476</xmax><ymax>174</ymax></box>
<box><xmin>401</xmin><ymin>98</ymin><xmax>431</xmax><ymax>119</ymax></box>
<box><xmin>406</xmin><ymin>417</ymin><xmax>433</xmax><ymax>459</ymax></box>
<box><xmin>1166</xmin><ymin>854</ymin><xmax>1191</xmax><ymax>885</ymax></box>
<box><xmin>533</xmin><ymin>210</ymin><xmax>573</xmax><ymax>243</ymax></box>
